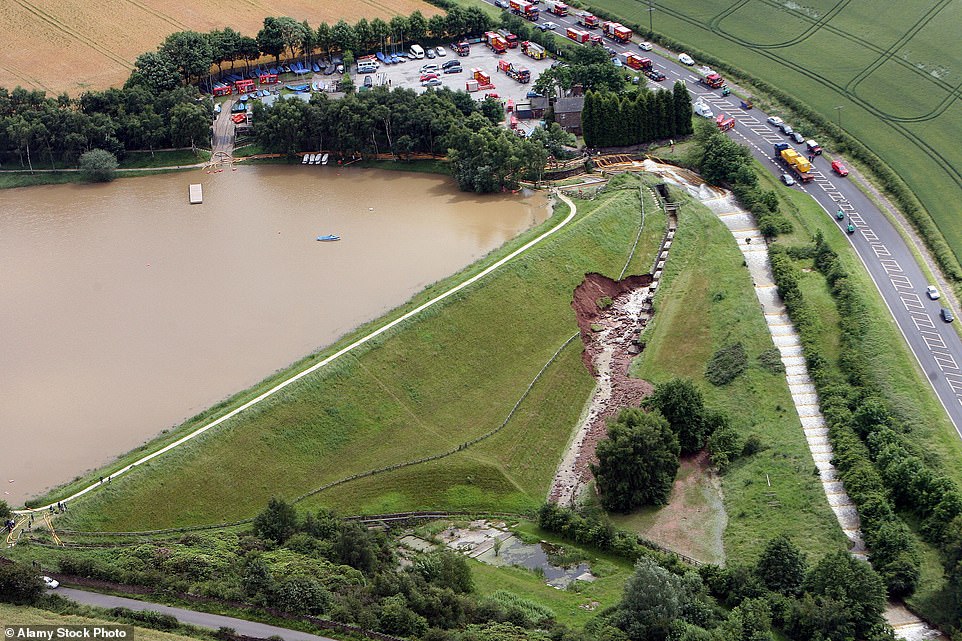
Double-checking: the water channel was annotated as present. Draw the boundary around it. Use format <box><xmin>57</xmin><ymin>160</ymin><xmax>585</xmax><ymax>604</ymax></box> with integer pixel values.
<box><xmin>0</xmin><ymin>166</ymin><xmax>548</xmax><ymax>505</ymax></box>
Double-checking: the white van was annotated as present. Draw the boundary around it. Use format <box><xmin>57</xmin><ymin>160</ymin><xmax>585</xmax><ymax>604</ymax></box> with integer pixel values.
<box><xmin>410</xmin><ymin>44</ymin><xmax>425</xmax><ymax>59</ymax></box>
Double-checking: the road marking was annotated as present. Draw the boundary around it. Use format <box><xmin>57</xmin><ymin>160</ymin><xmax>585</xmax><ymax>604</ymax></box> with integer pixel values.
<box><xmin>879</xmin><ymin>259</ymin><xmax>902</xmax><ymax>273</ymax></box>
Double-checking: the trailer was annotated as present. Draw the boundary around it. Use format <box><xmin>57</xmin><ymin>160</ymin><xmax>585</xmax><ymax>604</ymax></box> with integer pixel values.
<box><xmin>545</xmin><ymin>0</ymin><xmax>568</xmax><ymax>15</ymax></box>
<box><xmin>577</xmin><ymin>12</ymin><xmax>600</xmax><ymax>28</ymax></box>
<box><xmin>601</xmin><ymin>21</ymin><xmax>632</xmax><ymax>43</ymax></box>
<box><xmin>566</xmin><ymin>27</ymin><xmax>589</xmax><ymax>44</ymax></box>
<box><xmin>497</xmin><ymin>29</ymin><xmax>519</xmax><ymax>48</ymax></box>
<box><xmin>773</xmin><ymin>143</ymin><xmax>815</xmax><ymax>183</ymax></box>
<box><xmin>509</xmin><ymin>0</ymin><xmax>540</xmax><ymax>21</ymax></box>
<box><xmin>521</xmin><ymin>41</ymin><xmax>546</xmax><ymax>59</ymax></box>
<box><xmin>497</xmin><ymin>59</ymin><xmax>531</xmax><ymax>83</ymax></box>
<box><xmin>622</xmin><ymin>53</ymin><xmax>652</xmax><ymax>71</ymax></box>
<box><xmin>699</xmin><ymin>73</ymin><xmax>724</xmax><ymax>89</ymax></box>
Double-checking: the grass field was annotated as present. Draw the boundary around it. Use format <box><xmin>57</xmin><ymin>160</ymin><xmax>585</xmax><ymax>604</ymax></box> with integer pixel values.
<box><xmin>627</xmin><ymin>179</ymin><xmax>847</xmax><ymax>563</ymax></box>
<box><xmin>0</xmin><ymin>0</ymin><xmax>439</xmax><ymax>94</ymax></box>
<box><xmin>54</xmin><ymin>178</ymin><xmax>662</xmax><ymax>531</ymax></box>
<box><xmin>0</xmin><ymin>604</ymin><xmax>204</xmax><ymax>641</ymax></box>
<box><xmin>584</xmin><ymin>0</ymin><xmax>962</xmax><ymax>273</ymax></box>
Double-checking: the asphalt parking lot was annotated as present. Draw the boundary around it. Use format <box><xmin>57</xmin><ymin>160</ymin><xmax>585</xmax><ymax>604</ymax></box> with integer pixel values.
<box><xmin>354</xmin><ymin>43</ymin><xmax>557</xmax><ymax>105</ymax></box>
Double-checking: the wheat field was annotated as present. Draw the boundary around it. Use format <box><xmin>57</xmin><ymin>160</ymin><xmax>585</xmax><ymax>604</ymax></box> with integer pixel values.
<box><xmin>0</xmin><ymin>0</ymin><xmax>440</xmax><ymax>94</ymax></box>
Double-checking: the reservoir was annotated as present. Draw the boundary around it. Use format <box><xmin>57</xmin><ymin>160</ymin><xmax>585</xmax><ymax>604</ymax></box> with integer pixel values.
<box><xmin>0</xmin><ymin>166</ymin><xmax>548</xmax><ymax>505</ymax></box>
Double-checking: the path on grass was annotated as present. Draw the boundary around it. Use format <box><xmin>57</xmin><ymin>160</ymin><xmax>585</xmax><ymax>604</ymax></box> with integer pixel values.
<box><xmin>641</xmin><ymin>159</ymin><xmax>942</xmax><ymax>641</ymax></box>
<box><xmin>13</xmin><ymin>192</ymin><xmax>578</xmax><ymax>516</ymax></box>
<box><xmin>56</xmin><ymin>588</ymin><xmax>337</xmax><ymax>641</ymax></box>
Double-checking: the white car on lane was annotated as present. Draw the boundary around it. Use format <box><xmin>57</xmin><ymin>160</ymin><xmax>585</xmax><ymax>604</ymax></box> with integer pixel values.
<box><xmin>679</xmin><ymin>53</ymin><xmax>694</xmax><ymax>65</ymax></box>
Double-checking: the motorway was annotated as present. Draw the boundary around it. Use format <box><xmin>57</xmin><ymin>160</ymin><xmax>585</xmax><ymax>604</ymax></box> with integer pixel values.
<box><xmin>484</xmin><ymin>1</ymin><xmax>962</xmax><ymax>436</ymax></box>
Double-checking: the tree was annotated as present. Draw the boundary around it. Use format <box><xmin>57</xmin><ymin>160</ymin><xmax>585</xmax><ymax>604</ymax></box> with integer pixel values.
<box><xmin>644</xmin><ymin>378</ymin><xmax>712</xmax><ymax>454</ymax></box>
<box><xmin>428</xmin><ymin>14</ymin><xmax>447</xmax><ymax>40</ymax></box>
<box><xmin>331</xmin><ymin>20</ymin><xmax>358</xmax><ymax>54</ymax></box>
<box><xmin>755</xmin><ymin>535</ymin><xmax>806</xmax><ymax>596</ymax></box>
<box><xmin>238</xmin><ymin>36</ymin><xmax>261</xmax><ymax>73</ymax></box>
<box><xmin>802</xmin><ymin>550</ymin><xmax>887</xmax><ymax>640</ymax></box>
<box><xmin>129</xmin><ymin>51</ymin><xmax>180</xmax><ymax>93</ymax></box>
<box><xmin>335</xmin><ymin>520</ymin><xmax>381</xmax><ymax>573</ymax></box>
<box><xmin>0</xmin><ymin>500</ymin><xmax>10</xmax><ymax>520</ymax></box>
<box><xmin>0</xmin><ymin>563</ymin><xmax>44</xmax><ymax>605</ymax></box>
<box><xmin>407</xmin><ymin>11</ymin><xmax>428</xmax><ymax>42</ymax></box>
<box><xmin>78</xmin><ymin>148</ymin><xmax>118</xmax><ymax>182</ymax></box>
<box><xmin>275</xmin><ymin>16</ymin><xmax>307</xmax><ymax>61</ymax></box>
<box><xmin>389</xmin><ymin>15</ymin><xmax>409</xmax><ymax>47</ymax></box>
<box><xmin>613</xmin><ymin>558</ymin><xmax>689</xmax><ymax>641</ymax></box>
<box><xmin>299</xmin><ymin>20</ymin><xmax>316</xmax><ymax>61</ymax></box>
<box><xmin>672</xmin><ymin>81</ymin><xmax>693</xmax><ymax>135</ymax></box>
<box><xmin>160</xmin><ymin>31</ymin><xmax>213</xmax><ymax>85</ymax></box>
<box><xmin>592</xmin><ymin>408</ymin><xmax>680</xmax><ymax>512</ymax></box>
<box><xmin>353</xmin><ymin>18</ymin><xmax>372</xmax><ymax>53</ymax></box>
<box><xmin>315</xmin><ymin>23</ymin><xmax>333</xmax><ymax>60</ymax></box>
<box><xmin>169</xmin><ymin>102</ymin><xmax>210</xmax><ymax>151</ymax></box>
<box><xmin>414</xmin><ymin>550</ymin><xmax>474</xmax><ymax>594</ymax></box>
<box><xmin>258</xmin><ymin>17</ymin><xmax>286</xmax><ymax>63</ymax></box>
<box><xmin>253</xmin><ymin>497</ymin><xmax>299</xmax><ymax>543</ymax></box>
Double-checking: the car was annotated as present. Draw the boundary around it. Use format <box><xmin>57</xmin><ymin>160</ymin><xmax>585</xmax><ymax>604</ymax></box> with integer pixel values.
<box><xmin>535</xmin><ymin>22</ymin><xmax>549</xmax><ymax>31</ymax></box>
<box><xmin>941</xmin><ymin>307</ymin><xmax>955</xmax><ymax>323</ymax></box>
<box><xmin>419</xmin><ymin>64</ymin><xmax>439</xmax><ymax>73</ymax></box>
<box><xmin>646</xmin><ymin>69</ymin><xmax>667</xmax><ymax>81</ymax></box>
<box><xmin>420</xmin><ymin>73</ymin><xmax>439</xmax><ymax>81</ymax></box>
<box><xmin>605</xmin><ymin>46</ymin><xmax>617</xmax><ymax>57</ymax></box>
<box><xmin>767</xmin><ymin>115</ymin><xmax>783</xmax><ymax>127</ymax></box>
<box><xmin>443</xmin><ymin>65</ymin><xmax>462</xmax><ymax>74</ymax></box>
<box><xmin>638</xmin><ymin>41</ymin><xmax>653</xmax><ymax>51</ymax></box>
<box><xmin>495</xmin><ymin>0</ymin><xmax>509</xmax><ymax>6</ymax></box>
<box><xmin>436</xmin><ymin>47</ymin><xmax>446</xmax><ymax>57</ymax></box>
<box><xmin>780</xmin><ymin>173</ymin><xmax>796</xmax><ymax>186</ymax></box>
<box><xmin>927</xmin><ymin>285</ymin><xmax>941</xmax><ymax>300</ymax></box>
<box><xmin>679</xmin><ymin>53</ymin><xmax>695</xmax><ymax>65</ymax></box>
<box><xmin>421</xmin><ymin>78</ymin><xmax>443</xmax><ymax>87</ymax></box>
<box><xmin>526</xmin><ymin>90</ymin><xmax>542</xmax><ymax>98</ymax></box>
<box><xmin>42</xmin><ymin>576</ymin><xmax>59</xmax><ymax>589</ymax></box>
<box><xmin>613</xmin><ymin>57</ymin><xmax>623</xmax><ymax>67</ymax></box>
<box><xmin>790</xmin><ymin>132</ymin><xmax>805</xmax><ymax>144</ymax></box>
<box><xmin>363</xmin><ymin>75</ymin><xmax>373</xmax><ymax>87</ymax></box>
<box><xmin>407</xmin><ymin>52</ymin><xmax>417</xmax><ymax>60</ymax></box>
<box><xmin>831</xmin><ymin>160</ymin><xmax>849</xmax><ymax>176</ymax></box>
<box><xmin>543</xmin><ymin>21</ymin><xmax>557</xmax><ymax>30</ymax></box>
<box><xmin>442</xmin><ymin>60</ymin><xmax>460</xmax><ymax>69</ymax></box>
<box><xmin>426</xmin><ymin>49</ymin><xmax>436</xmax><ymax>59</ymax></box>
<box><xmin>779</xmin><ymin>123</ymin><xmax>794</xmax><ymax>135</ymax></box>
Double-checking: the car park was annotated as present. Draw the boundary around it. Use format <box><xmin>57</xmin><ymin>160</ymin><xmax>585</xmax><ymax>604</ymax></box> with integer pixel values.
<box><xmin>790</xmin><ymin>132</ymin><xmax>805</xmax><ymax>144</ymax></box>
<box><xmin>767</xmin><ymin>116</ymin><xmax>783</xmax><ymax>127</ymax></box>
<box><xmin>927</xmin><ymin>285</ymin><xmax>941</xmax><ymax>300</ymax></box>
<box><xmin>436</xmin><ymin>47</ymin><xmax>446</xmax><ymax>57</ymax></box>
<box><xmin>639</xmin><ymin>42</ymin><xmax>653</xmax><ymax>51</ymax></box>
<box><xmin>679</xmin><ymin>53</ymin><xmax>694</xmax><ymax>65</ymax></box>
<box><xmin>780</xmin><ymin>173</ymin><xmax>796</xmax><ymax>186</ymax></box>
<box><xmin>831</xmin><ymin>160</ymin><xmax>849</xmax><ymax>176</ymax></box>
<box><xmin>941</xmin><ymin>307</ymin><xmax>955</xmax><ymax>323</ymax></box>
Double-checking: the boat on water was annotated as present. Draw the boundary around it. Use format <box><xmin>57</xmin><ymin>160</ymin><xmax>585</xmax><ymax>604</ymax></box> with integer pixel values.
<box><xmin>321</xmin><ymin>153</ymin><xmax>329</xmax><ymax>165</ymax></box>
<box><xmin>301</xmin><ymin>154</ymin><xmax>310</xmax><ymax>164</ymax></box>
<box><xmin>317</xmin><ymin>234</ymin><xmax>340</xmax><ymax>242</ymax></box>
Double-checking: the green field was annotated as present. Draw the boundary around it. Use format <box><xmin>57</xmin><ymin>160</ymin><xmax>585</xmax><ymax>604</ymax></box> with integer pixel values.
<box><xmin>626</xmin><ymin>181</ymin><xmax>847</xmax><ymax>563</ymax></box>
<box><xmin>0</xmin><ymin>604</ymin><xmax>205</xmax><ymax>641</ymax></box>
<box><xmin>55</xmin><ymin>178</ymin><xmax>661</xmax><ymax>532</ymax></box>
<box><xmin>585</xmin><ymin>0</ymin><xmax>962</xmax><ymax>271</ymax></box>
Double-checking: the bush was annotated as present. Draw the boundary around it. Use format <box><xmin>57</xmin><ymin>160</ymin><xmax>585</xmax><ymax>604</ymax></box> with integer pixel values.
<box><xmin>78</xmin><ymin>149</ymin><xmax>119</xmax><ymax>182</ymax></box>
<box><xmin>756</xmin><ymin>348</ymin><xmax>785</xmax><ymax>374</ymax></box>
<box><xmin>705</xmin><ymin>342</ymin><xmax>748</xmax><ymax>386</ymax></box>
<box><xmin>0</xmin><ymin>563</ymin><xmax>44</xmax><ymax>605</ymax></box>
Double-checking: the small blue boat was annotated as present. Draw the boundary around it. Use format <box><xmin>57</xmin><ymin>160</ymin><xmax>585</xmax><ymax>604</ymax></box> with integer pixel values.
<box><xmin>316</xmin><ymin>234</ymin><xmax>340</xmax><ymax>242</ymax></box>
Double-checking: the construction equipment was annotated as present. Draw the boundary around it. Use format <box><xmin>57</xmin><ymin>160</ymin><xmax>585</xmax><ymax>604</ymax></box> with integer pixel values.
<box><xmin>497</xmin><ymin>59</ymin><xmax>531</xmax><ymax>83</ymax></box>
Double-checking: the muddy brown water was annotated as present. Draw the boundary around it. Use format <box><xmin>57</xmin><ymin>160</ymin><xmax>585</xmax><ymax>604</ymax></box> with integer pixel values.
<box><xmin>0</xmin><ymin>166</ymin><xmax>547</xmax><ymax>505</ymax></box>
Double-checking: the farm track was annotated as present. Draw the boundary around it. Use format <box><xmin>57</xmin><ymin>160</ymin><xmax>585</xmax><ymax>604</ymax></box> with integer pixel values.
<box><xmin>712</xmin><ymin>0</ymin><xmax>853</xmax><ymax>50</ymax></box>
<box><xmin>651</xmin><ymin>1</ymin><xmax>962</xmax><ymax>251</ymax></box>
<box><xmin>11</xmin><ymin>0</ymin><xmax>133</xmax><ymax>70</ymax></box>
<box><xmin>118</xmin><ymin>0</ymin><xmax>190</xmax><ymax>31</ymax></box>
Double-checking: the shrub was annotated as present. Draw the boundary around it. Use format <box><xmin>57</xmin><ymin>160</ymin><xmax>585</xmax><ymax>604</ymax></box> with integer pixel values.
<box><xmin>756</xmin><ymin>348</ymin><xmax>785</xmax><ymax>374</ymax></box>
<box><xmin>78</xmin><ymin>149</ymin><xmax>119</xmax><ymax>182</ymax></box>
<box><xmin>705</xmin><ymin>342</ymin><xmax>748</xmax><ymax>386</ymax></box>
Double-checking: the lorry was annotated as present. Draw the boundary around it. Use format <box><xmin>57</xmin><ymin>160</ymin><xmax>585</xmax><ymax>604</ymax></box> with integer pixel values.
<box><xmin>453</xmin><ymin>41</ymin><xmax>470</xmax><ymax>56</ymax></box>
<box><xmin>693</xmin><ymin>99</ymin><xmax>714</xmax><ymax>119</ymax></box>
<box><xmin>577</xmin><ymin>12</ymin><xmax>600</xmax><ymax>28</ymax></box>
<box><xmin>485</xmin><ymin>31</ymin><xmax>508</xmax><ymax>54</ymax></box>
<box><xmin>497</xmin><ymin>29</ymin><xmax>519</xmax><ymax>48</ymax></box>
<box><xmin>566</xmin><ymin>27</ymin><xmax>589</xmax><ymax>44</ymax></box>
<box><xmin>622</xmin><ymin>53</ymin><xmax>653</xmax><ymax>71</ymax></box>
<box><xmin>509</xmin><ymin>0</ymin><xmax>540</xmax><ymax>21</ymax></box>
<box><xmin>699</xmin><ymin>72</ymin><xmax>724</xmax><ymax>88</ymax></box>
<box><xmin>545</xmin><ymin>0</ymin><xmax>568</xmax><ymax>15</ymax></box>
<box><xmin>774</xmin><ymin>142</ymin><xmax>814</xmax><ymax>183</ymax></box>
<box><xmin>521</xmin><ymin>40</ymin><xmax>547</xmax><ymax>59</ymax></box>
<box><xmin>602</xmin><ymin>21</ymin><xmax>633</xmax><ymax>43</ymax></box>
<box><xmin>498</xmin><ymin>59</ymin><xmax>531</xmax><ymax>83</ymax></box>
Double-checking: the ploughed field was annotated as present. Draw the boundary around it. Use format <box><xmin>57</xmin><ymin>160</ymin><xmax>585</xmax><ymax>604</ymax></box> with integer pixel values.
<box><xmin>0</xmin><ymin>0</ymin><xmax>439</xmax><ymax>93</ymax></box>
<box><xmin>586</xmin><ymin>0</ymin><xmax>962</xmax><ymax>269</ymax></box>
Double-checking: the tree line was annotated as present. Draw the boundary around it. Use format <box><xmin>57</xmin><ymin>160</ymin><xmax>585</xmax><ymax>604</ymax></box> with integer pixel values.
<box><xmin>581</xmin><ymin>82</ymin><xmax>693</xmax><ymax>149</ymax></box>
